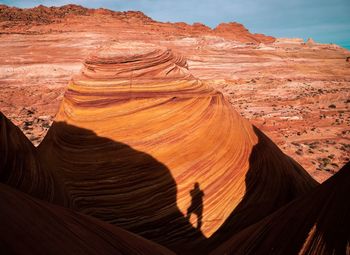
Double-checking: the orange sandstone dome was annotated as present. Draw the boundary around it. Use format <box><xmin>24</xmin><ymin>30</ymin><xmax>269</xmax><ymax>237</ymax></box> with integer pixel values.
<box><xmin>35</xmin><ymin>43</ymin><xmax>316</xmax><ymax>252</ymax></box>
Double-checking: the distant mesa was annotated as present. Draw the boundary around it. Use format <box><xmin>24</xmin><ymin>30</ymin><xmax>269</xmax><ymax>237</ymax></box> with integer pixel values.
<box><xmin>0</xmin><ymin>4</ymin><xmax>89</xmax><ymax>23</ymax></box>
<box><xmin>0</xmin><ymin>4</ymin><xmax>274</xmax><ymax>44</ymax></box>
<box><xmin>213</xmin><ymin>22</ymin><xmax>275</xmax><ymax>43</ymax></box>
<box><xmin>192</xmin><ymin>22</ymin><xmax>212</xmax><ymax>31</ymax></box>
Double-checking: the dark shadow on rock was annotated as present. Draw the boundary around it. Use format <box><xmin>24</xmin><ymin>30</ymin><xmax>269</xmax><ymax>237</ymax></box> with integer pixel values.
<box><xmin>0</xmin><ymin>182</ymin><xmax>176</xmax><ymax>255</ymax></box>
<box><xmin>206</xmin><ymin>126</ymin><xmax>318</xmax><ymax>252</ymax></box>
<box><xmin>209</xmin><ymin>162</ymin><xmax>350</xmax><ymax>255</ymax></box>
<box><xmin>0</xmin><ymin>112</ymin><xmax>64</xmax><ymax>202</ymax></box>
<box><xmin>35</xmin><ymin>121</ymin><xmax>206</xmax><ymax>254</ymax></box>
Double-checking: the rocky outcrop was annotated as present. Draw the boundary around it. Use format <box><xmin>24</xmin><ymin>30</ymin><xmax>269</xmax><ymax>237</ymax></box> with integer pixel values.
<box><xmin>211</xmin><ymin>161</ymin><xmax>350</xmax><ymax>255</ymax></box>
<box><xmin>0</xmin><ymin>4</ymin><xmax>88</xmax><ymax>23</ymax></box>
<box><xmin>213</xmin><ymin>22</ymin><xmax>275</xmax><ymax>43</ymax></box>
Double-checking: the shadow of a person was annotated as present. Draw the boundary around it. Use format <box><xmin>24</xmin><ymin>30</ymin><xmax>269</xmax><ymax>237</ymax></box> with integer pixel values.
<box><xmin>186</xmin><ymin>182</ymin><xmax>204</xmax><ymax>230</ymax></box>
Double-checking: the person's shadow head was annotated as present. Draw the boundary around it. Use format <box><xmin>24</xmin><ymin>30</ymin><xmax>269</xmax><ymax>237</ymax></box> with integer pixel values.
<box><xmin>194</xmin><ymin>182</ymin><xmax>200</xmax><ymax>189</ymax></box>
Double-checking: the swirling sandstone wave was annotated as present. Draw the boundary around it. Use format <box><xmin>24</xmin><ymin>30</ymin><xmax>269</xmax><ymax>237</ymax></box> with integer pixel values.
<box><xmin>33</xmin><ymin>43</ymin><xmax>317</xmax><ymax>253</ymax></box>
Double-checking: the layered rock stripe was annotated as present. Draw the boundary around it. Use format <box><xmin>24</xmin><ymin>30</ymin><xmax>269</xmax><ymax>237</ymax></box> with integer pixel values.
<box><xmin>211</xmin><ymin>161</ymin><xmax>350</xmax><ymax>255</ymax></box>
<box><xmin>0</xmin><ymin>182</ymin><xmax>175</xmax><ymax>255</ymax></box>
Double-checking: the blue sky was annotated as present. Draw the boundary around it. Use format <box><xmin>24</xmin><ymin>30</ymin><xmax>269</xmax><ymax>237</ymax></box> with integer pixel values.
<box><xmin>1</xmin><ymin>0</ymin><xmax>349</xmax><ymax>49</ymax></box>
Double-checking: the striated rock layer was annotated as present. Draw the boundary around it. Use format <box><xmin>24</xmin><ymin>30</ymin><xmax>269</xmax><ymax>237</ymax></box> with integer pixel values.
<box><xmin>0</xmin><ymin>112</ymin><xmax>60</xmax><ymax>201</ymax></box>
<box><xmin>32</xmin><ymin>43</ymin><xmax>317</xmax><ymax>253</ymax></box>
<box><xmin>0</xmin><ymin>183</ymin><xmax>174</xmax><ymax>255</ymax></box>
<box><xmin>211</xmin><ymin>161</ymin><xmax>350</xmax><ymax>255</ymax></box>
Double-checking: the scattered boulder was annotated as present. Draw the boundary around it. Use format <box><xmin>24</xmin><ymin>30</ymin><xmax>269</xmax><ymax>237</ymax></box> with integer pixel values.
<box><xmin>306</xmin><ymin>38</ymin><xmax>315</xmax><ymax>45</ymax></box>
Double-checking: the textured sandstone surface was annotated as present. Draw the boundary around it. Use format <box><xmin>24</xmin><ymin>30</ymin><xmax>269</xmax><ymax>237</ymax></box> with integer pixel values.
<box><xmin>0</xmin><ymin>183</ymin><xmax>175</xmax><ymax>255</ymax></box>
<box><xmin>211</xmin><ymin>162</ymin><xmax>350</xmax><ymax>255</ymax></box>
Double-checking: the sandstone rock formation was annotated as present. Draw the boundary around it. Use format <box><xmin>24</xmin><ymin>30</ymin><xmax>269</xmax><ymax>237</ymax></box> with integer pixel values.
<box><xmin>0</xmin><ymin>5</ymin><xmax>349</xmax><ymax>253</ymax></box>
<box><xmin>0</xmin><ymin>43</ymin><xmax>330</xmax><ymax>254</ymax></box>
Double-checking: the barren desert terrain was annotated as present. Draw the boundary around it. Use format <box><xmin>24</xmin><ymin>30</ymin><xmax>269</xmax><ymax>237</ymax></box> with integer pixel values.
<box><xmin>0</xmin><ymin>5</ymin><xmax>349</xmax><ymax>182</ymax></box>
<box><xmin>0</xmin><ymin>5</ymin><xmax>349</xmax><ymax>255</ymax></box>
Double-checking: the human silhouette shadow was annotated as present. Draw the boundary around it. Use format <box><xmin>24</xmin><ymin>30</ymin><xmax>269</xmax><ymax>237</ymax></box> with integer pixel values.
<box><xmin>35</xmin><ymin>121</ymin><xmax>207</xmax><ymax>254</ymax></box>
<box><xmin>186</xmin><ymin>182</ymin><xmax>204</xmax><ymax>230</ymax></box>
